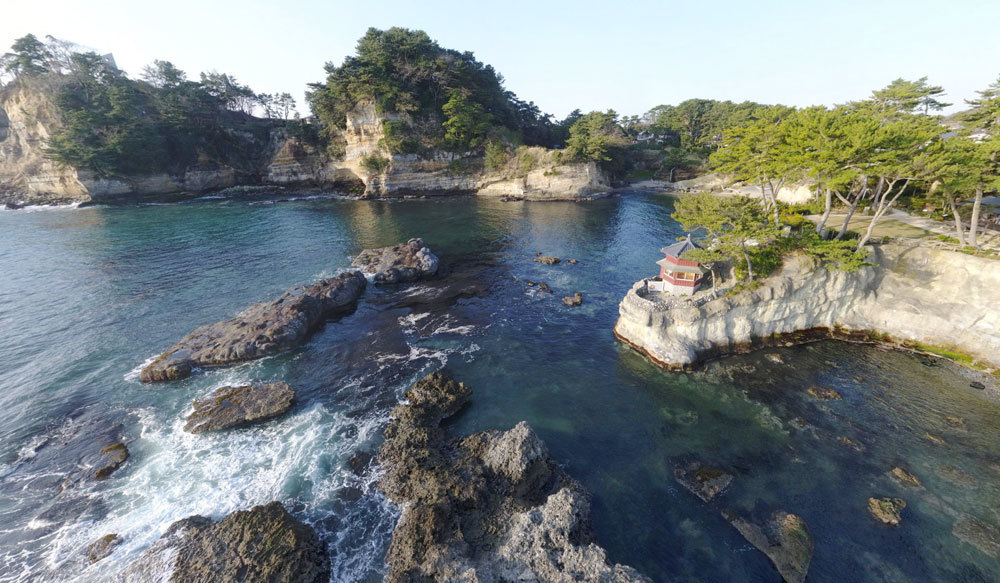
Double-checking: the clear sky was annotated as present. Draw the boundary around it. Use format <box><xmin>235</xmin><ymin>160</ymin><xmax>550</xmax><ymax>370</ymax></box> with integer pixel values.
<box><xmin>3</xmin><ymin>0</ymin><xmax>998</xmax><ymax>119</ymax></box>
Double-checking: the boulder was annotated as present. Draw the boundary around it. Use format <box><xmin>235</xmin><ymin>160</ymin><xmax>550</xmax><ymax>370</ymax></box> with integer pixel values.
<box><xmin>534</xmin><ymin>256</ymin><xmax>561</xmax><ymax>265</ymax></box>
<box><xmin>94</xmin><ymin>442</ymin><xmax>129</xmax><ymax>480</ymax></box>
<box><xmin>85</xmin><ymin>533</ymin><xmax>122</xmax><ymax>563</ymax></box>
<box><xmin>117</xmin><ymin>502</ymin><xmax>329</xmax><ymax>583</ymax></box>
<box><xmin>562</xmin><ymin>292</ymin><xmax>583</xmax><ymax>307</ymax></box>
<box><xmin>724</xmin><ymin>511</ymin><xmax>814</xmax><ymax>583</ymax></box>
<box><xmin>140</xmin><ymin>271</ymin><xmax>366</xmax><ymax>382</ymax></box>
<box><xmin>868</xmin><ymin>497</ymin><xmax>906</xmax><ymax>526</ymax></box>
<box><xmin>806</xmin><ymin>386</ymin><xmax>842</xmax><ymax>400</ymax></box>
<box><xmin>674</xmin><ymin>461</ymin><xmax>733</xmax><ymax>502</ymax></box>
<box><xmin>378</xmin><ymin>372</ymin><xmax>650</xmax><ymax>583</ymax></box>
<box><xmin>888</xmin><ymin>466</ymin><xmax>921</xmax><ymax>488</ymax></box>
<box><xmin>351</xmin><ymin>238</ymin><xmax>439</xmax><ymax>284</ymax></box>
<box><xmin>184</xmin><ymin>382</ymin><xmax>295</xmax><ymax>433</ymax></box>
<box><xmin>538</xmin><ymin>283</ymin><xmax>554</xmax><ymax>294</ymax></box>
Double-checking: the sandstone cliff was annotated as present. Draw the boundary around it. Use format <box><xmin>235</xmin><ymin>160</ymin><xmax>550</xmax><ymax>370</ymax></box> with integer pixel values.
<box><xmin>614</xmin><ymin>244</ymin><xmax>1000</xmax><ymax>369</ymax></box>
<box><xmin>0</xmin><ymin>85</ymin><xmax>609</xmax><ymax>205</ymax></box>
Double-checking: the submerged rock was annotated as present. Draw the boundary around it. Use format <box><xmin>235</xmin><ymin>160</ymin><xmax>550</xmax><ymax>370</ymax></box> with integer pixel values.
<box><xmin>944</xmin><ymin>415</ymin><xmax>966</xmax><ymax>429</ymax></box>
<box><xmin>538</xmin><ymin>282</ymin><xmax>554</xmax><ymax>294</ymax></box>
<box><xmin>85</xmin><ymin>533</ymin><xmax>122</xmax><ymax>563</ymax></box>
<box><xmin>183</xmin><ymin>382</ymin><xmax>294</xmax><ymax>433</ymax></box>
<box><xmin>562</xmin><ymin>292</ymin><xmax>583</xmax><ymax>307</ymax></box>
<box><xmin>724</xmin><ymin>510</ymin><xmax>814</xmax><ymax>583</ymax></box>
<box><xmin>93</xmin><ymin>442</ymin><xmax>129</xmax><ymax>480</ymax></box>
<box><xmin>534</xmin><ymin>255</ymin><xmax>561</xmax><ymax>264</ymax></box>
<box><xmin>806</xmin><ymin>386</ymin><xmax>842</xmax><ymax>400</ymax></box>
<box><xmin>140</xmin><ymin>271</ymin><xmax>366</xmax><ymax>382</ymax></box>
<box><xmin>953</xmin><ymin>515</ymin><xmax>1000</xmax><ymax>557</ymax></box>
<box><xmin>117</xmin><ymin>502</ymin><xmax>328</xmax><ymax>583</ymax></box>
<box><xmin>868</xmin><ymin>497</ymin><xmax>906</xmax><ymax>526</ymax></box>
<box><xmin>378</xmin><ymin>372</ymin><xmax>649</xmax><ymax>583</ymax></box>
<box><xmin>888</xmin><ymin>466</ymin><xmax>922</xmax><ymax>488</ymax></box>
<box><xmin>838</xmin><ymin>436</ymin><xmax>864</xmax><ymax>451</ymax></box>
<box><xmin>764</xmin><ymin>353</ymin><xmax>785</xmax><ymax>364</ymax></box>
<box><xmin>674</xmin><ymin>461</ymin><xmax>733</xmax><ymax>502</ymax></box>
<box><xmin>351</xmin><ymin>238</ymin><xmax>439</xmax><ymax>284</ymax></box>
<box><xmin>924</xmin><ymin>432</ymin><xmax>945</xmax><ymax>445</ymax></box>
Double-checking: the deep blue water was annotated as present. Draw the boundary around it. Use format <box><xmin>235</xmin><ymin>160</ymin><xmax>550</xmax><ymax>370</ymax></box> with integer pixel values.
<box><xmin>1</xmin><ymin>193</ymin><xmax>999</xmax><ymax>582</ymax></box>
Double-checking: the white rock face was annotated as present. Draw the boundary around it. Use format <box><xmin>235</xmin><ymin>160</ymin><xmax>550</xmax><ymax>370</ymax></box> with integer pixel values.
<box><xmin>614</xmin><ymin>245</ymin><xmax>1000</xmax><ymax>368</ymax></box>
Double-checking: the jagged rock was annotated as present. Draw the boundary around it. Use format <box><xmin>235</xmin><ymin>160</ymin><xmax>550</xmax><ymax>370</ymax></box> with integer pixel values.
<box><xmin>538</xmin><ymin>283</ymin><xmax>554</xmax><ymax>294</ymax></box>
<box><xmin>807</xmin><ymin>386</ymin><xmax>842</xmax><ymax>400</ymax></box>
<box><xmin>351</xmin><ymin>238</ymin><xmax>439</xmax><ymax>284</ymax></box>
<box><xmin>85</xmin><ymin>533</ymin><xmax>122</xmax><ymax>563</ymax></box>
<box><xmin>378</xmin><ymin>372</ymin><xmax>650</xmax><ymax>583</ymax></box>
<box><xmin>562</xmin><ymin>292</ymin><xmax>583</xmax><ymax>307</ymax></box>
<box><xmin>535</xmin><ymin>256</ymin><xmax>561</xmax><ymax>265</ymax></box>
<box><xmin>140</xmin><ymin>271</ymin><xmax>366</xmax><ymax>382</ymax></box>
<box><xmin>116</xmin><ymin>502</ymin><xmax>328</xmax><ymax>583</ymax></box>
<box><xmin>953</xmin><ymin>515</ymin><xmax>1000</xmax><ymax>557</ymax></box>
<box><xmin>724</xmin><ymin>510</ymin><xmax>814</xmax><ymax>583</ymax></box>
<box><xmin>94</xmin><ymin>442</ymin><xmax>129</xmax><ymax>480</ymax></box>
<box><xmin>183</xmin><ymin>382</ymin><xmax>294</xmax><ymax>433</ymax></box>
<box><xmin>868</xmin><ymin>497</ymin><xmax>906</xmax><ymax>526</ymax></box>
<box><xmin>674</xmin><ymin>461</ymin><xmax>733</xmax><ymax>502</ymax></box>
<box><xmin>888</xmin><ymin>467</ymin><xmax>921</xmax><ymax>488</ymax></box>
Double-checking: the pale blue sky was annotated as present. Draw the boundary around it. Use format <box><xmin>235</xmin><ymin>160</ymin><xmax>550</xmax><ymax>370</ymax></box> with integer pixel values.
<box><xmin>3</xmin><ymin>0</ymin><xmax>998</xmax><ymax>118</ymax></box>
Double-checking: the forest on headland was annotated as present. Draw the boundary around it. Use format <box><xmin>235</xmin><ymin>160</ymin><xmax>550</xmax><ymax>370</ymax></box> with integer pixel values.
<box><xmin>2</xmin><ymin>27</ymin><xmax>999</xmax><ymax>260</ymax></box>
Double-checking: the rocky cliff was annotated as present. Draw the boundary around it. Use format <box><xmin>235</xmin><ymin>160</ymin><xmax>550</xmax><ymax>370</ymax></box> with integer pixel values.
<box><xmin>0</xmin><ymin>85</ymin><xmax>608</xmax><ymax>205</ymax></box>
<box><xmin>615</xmin><ymin>244</ymin><xmax>1000</xmax><ymax>369</ymax></box>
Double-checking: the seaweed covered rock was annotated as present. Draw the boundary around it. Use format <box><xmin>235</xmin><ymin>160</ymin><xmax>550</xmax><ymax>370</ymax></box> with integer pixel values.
<box><xmin>724</xmin><ymin>510</ymin><xmax>814</xmax><ymax>583</ymax></box>
<box><xmin>184</xmin><ymin>382</ymin><xmax>295</xmax><ymax>433</ymax></box>
<box><xmin>140</xmin><ymin>271</ymin><xmax>366</xmax><ymax>382</ymax></box>
<box><xmin>117</xmin><ymin>502</ymin><xmax>328</xmax><ymax>583</ymax></box>
<box><xmin>351</xmin><ymin>238</ymin><xmax>439</xmax><ymax>284</ymax></box>
<box><xmin>378</xmin><ymin>372</ymin><xmax>649</xmax><ymax>583</ymax></box>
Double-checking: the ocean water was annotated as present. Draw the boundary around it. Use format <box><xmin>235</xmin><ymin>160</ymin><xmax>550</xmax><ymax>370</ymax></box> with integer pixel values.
<box><xmin>0</xmin><ymin>193</ymin><xmax>998</xmax><ymax>582</ymax></box>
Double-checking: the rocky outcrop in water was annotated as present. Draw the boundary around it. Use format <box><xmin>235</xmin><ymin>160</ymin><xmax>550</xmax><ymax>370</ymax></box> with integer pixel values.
<box><xmin>378</xmin><ymin>372</ymin><xmax>649</xmax><ymax>583</ymax></box>
<box><xmin>184</xmin><ymin>382</ymin><xmax>295</xmax><ymax>433</ymax></box>
<box><xmin>723</xmin><ymin>510</ymin><xmax>814</xmax><ymax>583</ymax></box>
<box><xmin>117</xmin><ymin>501</ymin><xmax>328</xmax><ymax>583</ymax></box>
<box><xmin>85</xmin><ymin>533</ymin><xmax>122</xmax><ymax>563</ymax></box>
<box><xmin>351</xmin><ymin>238</ymin><xmax>439</xmax><ymax>284</ymax></box>
<box><xmin>140</xmin><ymin>271</ymin><xmax>366</xmax><ymax>382</ymax></box>
<box><xmin>93</xmin><ymin>442</ymin><xmax>129</xmax><ymax>480</ymax></box>
<box><xmin>674</xmin><ymin>461</ymin><xmax>732</xmax><ymax>502</ymax></box>
<box><xmin>562</xmin><ymin>292</ymin><xmax>583</xmax><ymax>307</ymax></box>
<box><xmin>868</xmin><ymin>497</ymin><xmax>906</xmax><ymax>526</ymax></box>
<box><xmin>615</xmin><ymin>245</ymin><xmax>1000</xmax><ymax>372</ymax></box>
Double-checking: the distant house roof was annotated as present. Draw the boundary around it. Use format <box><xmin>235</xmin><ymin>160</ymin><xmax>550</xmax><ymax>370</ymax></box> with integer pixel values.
<box><xmin>660</xmin><ymin>235</ymin><xmax>700</xmax><ymax>259</ymax></box>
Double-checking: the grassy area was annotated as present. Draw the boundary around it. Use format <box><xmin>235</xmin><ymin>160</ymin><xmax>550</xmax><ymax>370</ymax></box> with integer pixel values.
<box><xmin>825</xmin><ymin>215</ymin><xmax>937</xmax><ymax>241</ymax></box>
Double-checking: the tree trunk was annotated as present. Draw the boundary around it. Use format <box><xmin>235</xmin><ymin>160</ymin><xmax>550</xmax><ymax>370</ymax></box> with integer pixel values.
<box><xmin>948</xmin><ymin>196</ymin><xmax>966</xmax><ymax>246</ymax></box>
<box><xmin>815</xmin><ymin>188</ymin><xmax>832</xmax><ymax>234</ymax></box>
<box><xmin>969</xmin><ymin>186</ymin><xmax>984</xmax><ymax>248</ymax></box>
<box><xmin>742</xmin><ymin>246</ymin><xmax>754</xmax><ymax>283</ymax></box>
<box><xmin>856</xmin><ymin>178</ymin><xmax>908</xmax><ymax>250</ymax></box>
<box><xmin>835</xmin><ymin>176</ymin><xmax>869</xmax><ymax>240</ymax></box>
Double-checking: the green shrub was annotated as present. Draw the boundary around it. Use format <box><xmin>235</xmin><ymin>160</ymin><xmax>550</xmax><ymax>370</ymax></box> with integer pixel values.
<box><xmin>360</xmin><ymin>154</ymin><xmax>390</xmax><ymax>174</ymax></box>
<box><xmin>484</xmin><ymin>140</ymin><xmax>510</xmax><ymax>172</ymax></box>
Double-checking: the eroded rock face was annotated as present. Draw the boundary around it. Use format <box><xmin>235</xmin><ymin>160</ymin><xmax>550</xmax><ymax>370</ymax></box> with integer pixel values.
<box><xmin>724</xmin><ymin>510</ymin><xmax>814</xmax><ymax>583</ymax></box>
<box><xmin>351</xmin><ymin>238</ymin><xmax>439</xmax><ymax>284</ymax></box>
<box><xmin>117</xmin><ymin>502</ymin><xmax>328</xmax><ymax>583</ymax></box>
<box><xmin>184</xmin><ymin>382</ymin><xmax>295</xmax><ymax>433</ymax></box>
<box><xmin>140</xmin><ymin>271</ymin><xmax>366</xmax><ymax>382</ymax></box>
<box><xmin>378</xmin><ymin>372</ymin><xmax>650</xmax><ymax>583</ymax></box>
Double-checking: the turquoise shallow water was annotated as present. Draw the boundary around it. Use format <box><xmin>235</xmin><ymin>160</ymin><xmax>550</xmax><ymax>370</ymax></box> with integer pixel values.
<box><xmin>1</xmin><ymin>193</ymin><xmax>998</xmax><ymax>582</ymax></box>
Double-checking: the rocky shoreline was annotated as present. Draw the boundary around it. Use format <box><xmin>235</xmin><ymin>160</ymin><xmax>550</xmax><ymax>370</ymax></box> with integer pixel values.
<box><xmin>614</xmin><ymin>244</ymin><xmax>1000</xmax><ymax>391</ymax></box>
<box><xmin>377</xmin><ymin>372</ymin><xmax>650</xmax><ymax>582</ymax></box>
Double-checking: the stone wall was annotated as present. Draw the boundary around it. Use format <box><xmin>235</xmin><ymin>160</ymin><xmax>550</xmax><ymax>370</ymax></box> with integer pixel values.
<box><xmin>614</xmin><ymin>244</ymin><xmax>1000</xmax><ymax>369</ymax></box>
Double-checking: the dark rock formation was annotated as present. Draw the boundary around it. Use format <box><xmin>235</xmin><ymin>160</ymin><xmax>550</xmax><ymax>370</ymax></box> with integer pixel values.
<box><xmin>351</xmin><ymin>238</ymin><xmax>439</xmax><ymax>284</ymax></box>
<box><xmin>724</xmin><ymin>510</ymin><xmax>814</xmax><ymax>583</ymax></box>
<box><xmin>378</xmin><ymin>372</ymin><xmax>649</xmax><ymax>583</ymax></box>
<box><xmin>534</xmin><ymin>256</ymin><xmax>561</xmax><ymax>265</ymax></box>
<box><xmin>117</xmin><ymin>502</ymin><xmax>329</xmax><ymax>583</ymax></box>
<box><xmin>184</xmin><ymin>382</ymin><xmax>295</xmax><ymax>433</ymax></box>
<box><xmin>140</xmin><ymin>271</ymin><xmax>366</xmax><ymax>382</ymax></box>
<box><xmin>674</xmin><ymin>461</ymin><xmax>733</xmax><ymax>502</ymax></box>
<box><xmin>806</xmin><ymin>386</ymin><xmax>842</xmax><ymax>400</ymax></box>
<box><xmin>562</xmin><ymin>292</ymin><xmax>583</xmax><ymax>307</ymax></box>
<box><xmin>970</xmin><ymin>381</ymin><xmax>986</xmax><ymax>390</ymax></box>
<box><xmin>868</xmin><ymin>497</ymin><xmax>906</xmax><ymax>526</ymax></box>
<box><xmin>85</xmin><ymin>533</ymin><xmax>122</xmax><ymax>563</ymax></box>
<box><xmin>94</xmin><ymin>442</ymin><xmax>129</xmax><ymax>480</ymax></box>
<box><xmin>538</xmin><ymin>283</ymin><xmax>554</xmax><ymax>294</ymax></box>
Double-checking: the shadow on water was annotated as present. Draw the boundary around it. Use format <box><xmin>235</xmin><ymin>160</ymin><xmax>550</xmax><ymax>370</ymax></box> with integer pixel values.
<box><xmin>1</xmin><ymin>192</ymin><xmax>999</xmax><ymax>582</ymax></box>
